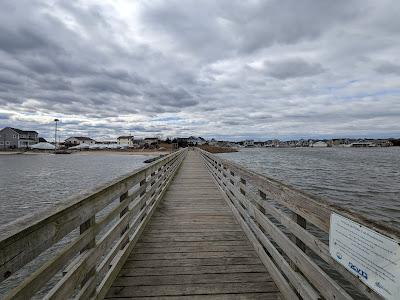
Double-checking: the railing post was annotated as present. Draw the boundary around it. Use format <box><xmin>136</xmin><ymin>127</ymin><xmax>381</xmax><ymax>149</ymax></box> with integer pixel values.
<box><xmin>120</xmin><ymin>191</ymin><xmax>129</xmax><ymax>249</ymax></box>
<box><xmin>292</xmin><ymin>213</ymin><xmax>307</xmax><ymax>252</ymax></box>
<box><xmin>288</xmin><ymin>212</ymin><xmax>307</xmax><ymax>273</ymax></box>
<box><xmin>139</xmin><ymin>176</ymin><xmax>148</xmax><ymax>221</ymax></box>
<box><xmin>79</xmin><ymin>215</ymin><xmax>95</xmax><ymax>287</ymax></box>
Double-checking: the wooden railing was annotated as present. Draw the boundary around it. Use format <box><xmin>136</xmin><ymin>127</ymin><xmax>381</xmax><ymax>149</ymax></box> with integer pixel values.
<box><xmin>0</xmin><ymin>149</ymin><xmax>186</xmax><ymax>300</ymax></box>
<box><xmin>199</xmin><ymin>148</ymin><xmax>399</xmax><ymax>300</ymax></box>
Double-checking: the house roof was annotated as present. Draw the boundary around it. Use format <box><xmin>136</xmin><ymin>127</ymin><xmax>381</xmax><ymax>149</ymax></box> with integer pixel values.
<box><xmin>67</xmin><ymin>136</ymin><xmax>94</xmax><ymax>141</ymax></box>
<box><xmin>117</xmin><ymin>136</ymin><xmax>134</xmax><ymax>139</ymax></box>
<box><xmin>5</xmin><ymin>127</ymin><xmax>38</xmax><ymax>135</ymax></box>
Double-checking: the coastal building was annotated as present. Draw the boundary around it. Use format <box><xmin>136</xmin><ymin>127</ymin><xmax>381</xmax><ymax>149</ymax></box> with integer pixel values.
<box><xmin>187</xmin><ymin>136</ymin><xmax>207</xmax><ymax>145</ymax></box>
<box><xmin>65</xmin><ymin>136</ymin><xmax>96</xmax><ymax>146</ymax></box>
<box><xmin>0</xmin><ymin>127</ymin><xmax>39</xmax><ymax>149</ymax></box>
<box><xmin>243</xmin><ymin>140</ymin><xmax>255</xmax><ymax>147</ymax></box>
<box><xmin>311</xmin><ymin>141</ymin><xmax>328</xmax><ymax>147</ymax></box>
<box><xmin>117</xmin><ymin>135</ymin><xmax>134</xmax><ymax>146</ymax></box>
<box><xmin>208</xmin><ymin>138</ymin><xmax>218</xmax><ymax>146</ymax></box>
<box><xmin>133</xmin><ymin>139</ymin><xmax>145</xmax><ymax>147</ymax></box>
<box><xmin>144</xmin><ymin>137</ymin><xmax>160</xmax><ymax>148</ymax></box>
<box><xmin>349</xmin><ymin>141</ymin><xmax>375</xmax><ymax>147</ymax></box>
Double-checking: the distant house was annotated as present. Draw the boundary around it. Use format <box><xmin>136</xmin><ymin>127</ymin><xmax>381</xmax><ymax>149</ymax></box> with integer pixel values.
<box><xmin>144</xmin><ymin>137</ymin><xmax>159</xmax><ymax>144</ymax></box>
<box><xmin>311</xmin><ymin>141</ymin><xmax>328</xmax><ymax>147</ymax></box>
<box><xmin>0</xmin><ymin>127</ymin><xmax>39</xmax><ymax>149</ymax></box>
<box><xmin>187</xmin><ymin>136</ymin><xmax>207</xmax><ymax>145</ymax></box>
<box><xmin>117</xmin><ymin>136</ymin><xmax>134</xmax><ymax>146</ymax></box>
<box><xmin>132</xmin><ymin>139</ymin><xmax>145</xmax><ymax>148</ymax></box>
<box><xmin>65</xmin><ymin>136</ymin><xmax>96</xmax><ymax>146</ymax></box>
<box><xmin>349</xmin><ymin>142</ymin><xmax>375</xmax><ymax>147</ymax></box>
<box><xmin>208</xmin><ymin>138</ymin><xmax>218</xmax><ymax>146</ymax></box>
<box><xmin>243</xmin><ymin>140</ymin><xmax>255</xmax><ymax>147</ymax></box>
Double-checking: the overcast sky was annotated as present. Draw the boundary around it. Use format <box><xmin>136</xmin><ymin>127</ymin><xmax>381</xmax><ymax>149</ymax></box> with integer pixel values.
<box><xmin>0</xmin><ymin>0</ymin><xmax>399</xmax><ymax>141</ymax></box>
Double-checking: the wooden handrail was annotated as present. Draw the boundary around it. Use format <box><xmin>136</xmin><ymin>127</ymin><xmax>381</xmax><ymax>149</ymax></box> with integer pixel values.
<box><xmin>0</xmin><ymin>149</ymin><xmax>186</xmax><ymax>299</ymax></box>
<box><xmin>198</xmin><ymin>148</ymin><xmax>399</xmax><ymax>300</ymax></box>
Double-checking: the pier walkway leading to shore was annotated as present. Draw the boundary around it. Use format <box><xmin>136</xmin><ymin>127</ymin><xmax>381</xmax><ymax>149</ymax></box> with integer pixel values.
<box><xmin>105</xmin><ymin>151</ymin><xmax>280</xmax><ymax>299</ymax></box>
<box><xmin>1</xmin><ymin>148</ymin><xmax>398</xmax><ymax>300</ymax></box>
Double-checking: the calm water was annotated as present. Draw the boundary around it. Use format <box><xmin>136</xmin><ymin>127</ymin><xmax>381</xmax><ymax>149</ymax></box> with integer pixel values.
<box><xmin>219</xmin><ymin>147</ymin><xmax>400</xmax><ymax>230</ymax></box>
<box><xmin>0</xmin><ymin>153</ymin><xmax>151</xmax><ymax>227</ymax></box>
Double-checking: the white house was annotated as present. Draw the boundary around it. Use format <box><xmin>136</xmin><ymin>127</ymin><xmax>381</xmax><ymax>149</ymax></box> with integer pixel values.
<box><xmin>243</xmin><ymin>140</ymin><xmax>255</xmax><ymax>147</ymax></box>
<box><xmin>65</xmin><ymin>137</ymin><xmax>96</xmax><ymax>146</ymax></box>
<box><xmin>117</xmin><ymin>136</ymin><xmax>134</xmax><ymax>146</ymax></box>
<box><xmin>144</xmin><ymin>137</ymin><xmax>159</xmax><ymax>146</ymax></box>
<box><xmin>311</xmin><ymin>141</ymin><xmax>328</xmax><ymax>147</ymax></box>
<box><xmin>188</xmin><ymin>136</ymin><xmax>207</xmax><ymax>145</ymax></box>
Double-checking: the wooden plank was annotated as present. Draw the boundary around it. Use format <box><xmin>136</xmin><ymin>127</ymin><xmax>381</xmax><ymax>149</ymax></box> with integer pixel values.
<box><xmin>130</xmin><ymin>251</ymin><xmax>257</xmax><ymax>261</ymax></box>
<box><xmin>134</xmin><ymin>244</ymin><xmax>252</xmax><ymax>254</ymax></box>
<box><xmin>106</xmin><ymin>282</ymin><xmax>279</xmax><ymax>298</ymax></box>
<box><xmin>124</xmin><ymin>257</ymin><xmax>262</xmax><ymax>268</ymax></box>
<box><xmin>112</xmin><ymin>272</ymin><xmax>272</xmax><ymax>286</ymax></box>
<box><xmin>119</xmin><ymin>264</ymin><xmax>267</xmax><ymax>276</ymax></box>
<box><xmin>106</xmin><ymin>294</ymin><xmax>280</xmax><ymax>300</ymax></box>
<box><xmin>136</xmin><ymin>240</ymin><xmax>250</xmax><ymax>247</ymax></box>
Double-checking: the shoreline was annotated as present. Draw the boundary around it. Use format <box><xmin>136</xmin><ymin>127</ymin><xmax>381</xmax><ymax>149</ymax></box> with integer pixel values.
<box><xmin>0</xmin><ymin>150</ymin><xmax>171</xmax><ymax>156</ymax></box>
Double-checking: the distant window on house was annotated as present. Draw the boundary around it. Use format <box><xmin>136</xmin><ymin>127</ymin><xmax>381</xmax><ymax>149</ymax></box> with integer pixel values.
<box><xmin>6</xmin><ymin>141</ymin><xmax>10</xmax><ymax>145</ymax></box>
<box><xmin>0</xmin><ymin>141</ymin><xmax>3</xmax><ymax>145</ymax></box>
<box><xmin>13</xmin><ymin>135</ymin><xmax>16</xmax><ymax>138</ymax></box>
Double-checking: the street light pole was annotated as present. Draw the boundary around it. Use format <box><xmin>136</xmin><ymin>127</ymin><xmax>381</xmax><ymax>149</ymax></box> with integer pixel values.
<box><xmin>54</xmin><ymin>118</ymin><xmax>59</xmax><ymax>151</ymax></box>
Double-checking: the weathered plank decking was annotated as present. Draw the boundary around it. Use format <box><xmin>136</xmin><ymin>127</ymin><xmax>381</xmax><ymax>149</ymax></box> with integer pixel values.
<box><xmin>106</xmin><ymin>150</ymin><xmax>280</xmax><ymax>299</ymax></box>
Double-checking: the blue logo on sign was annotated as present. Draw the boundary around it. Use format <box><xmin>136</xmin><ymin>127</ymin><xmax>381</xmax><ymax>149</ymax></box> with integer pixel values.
<box><xmin>348</xmin><ymin>262</ymin><xmax>368</xmax><ymax>280</ymax></box>
<box><xmin>336</xmin><ymin>252</ymin><xmax>342</xmax><ymax>260</ymax></box>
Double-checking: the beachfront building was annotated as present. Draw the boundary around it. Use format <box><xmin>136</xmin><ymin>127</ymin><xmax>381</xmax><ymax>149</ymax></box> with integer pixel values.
<box><xmin>117</xmin><ymin>135</ymin><xmax>134</xmax><ymax>146</ymax></box>
<box><xmin>188</xmin><ymin>136</ymin><xmax>207</xmax><ymax>145</ymax></box>
<box><xmin>243</xmin><ymin>140</ymin><xmax>255</xmax><ymax>147</ymax></box>
<box><xmin>132</xmin><ymin>139</ymin><xmax>145</xmax><ymax>148</ymax></box>
<box><xmin>0</xmin><ymin>127</ymin><xmax>39</xmax><ymax>149</ymax></box>
<box><xmin>311</xmin><ymin>141</ymin><xmax>328</xmax><ymax>147</ymax></box>
<box><xmin>64</xmin><ymin>136</ymin><xmax>96</xmax><ymax>146</ymax></box>
<box><xmin>144</xmin><ymin>137</ymin><xmax>159</xmax><ymax>148</ymax></box>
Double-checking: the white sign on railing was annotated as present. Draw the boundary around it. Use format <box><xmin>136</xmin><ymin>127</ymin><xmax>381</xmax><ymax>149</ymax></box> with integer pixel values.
<box><xmin>329</xmin><ymin>213</ymin><xmax>400</xmax><ymax>299</ymax></box>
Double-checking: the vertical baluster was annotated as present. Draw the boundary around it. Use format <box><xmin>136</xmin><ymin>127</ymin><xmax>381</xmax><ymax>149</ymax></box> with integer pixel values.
<box><xmin>290</xmin><ymin>213</ymin><xmax>306</xmax><ymax>271</ymax></box>
<box><xmin>292</xmin><ymin>213</ymin><xmax>307</xmax><ymax>252</ymax></box>
<box><xmin>79</xmin><ymin>215</ymin><xmax>95</xmax><ymax>288</ymax></box>
<box><xmin>120</xmin><ymin>191</ymin><xmax>129</xmax><ymax>249</ymax></box>
<box><xmin>139</xmin><ymin>176</ymin><xmax>148</xmax><ymax>221</ymax></box>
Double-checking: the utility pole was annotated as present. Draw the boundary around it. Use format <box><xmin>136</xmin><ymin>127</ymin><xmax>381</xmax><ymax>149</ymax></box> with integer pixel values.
<box><xmin>54</xmin><ymin>118</ymin><xmax>59</xmax><ymax>151</ymax></box>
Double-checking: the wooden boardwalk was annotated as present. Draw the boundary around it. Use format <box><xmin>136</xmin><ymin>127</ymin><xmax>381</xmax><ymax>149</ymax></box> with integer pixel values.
<box><xmin>106</xmin><ymin>150</ymin><xmax>280</xmax><ymax>299</ymax></box>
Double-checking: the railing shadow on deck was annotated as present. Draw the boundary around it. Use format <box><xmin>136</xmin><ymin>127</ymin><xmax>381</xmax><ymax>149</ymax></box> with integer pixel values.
<box><xmin>198</xmin><ymin>148</ymin><xmax>399</xmax><ymax>300</ymax></box>
<box><xmin>0</xmin><ymin>149</ymin><xmax>186</xmax><ymax>300</ymax></box>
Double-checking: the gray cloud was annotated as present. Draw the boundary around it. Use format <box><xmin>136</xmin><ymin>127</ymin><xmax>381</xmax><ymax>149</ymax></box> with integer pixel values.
<box><xmin>264</xmin><ymin>58</ymin><xmax>325</xmax><ymax>80</ymax></box>
<box><xmin>375</xmin><ymin>62</ymin><xmax>400</xmax><ymax>75</ymax></box>
<box><xmin>0</xmin><ymin>0</ymin><xmax>399</xmax><ymax>140</ymax></box>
